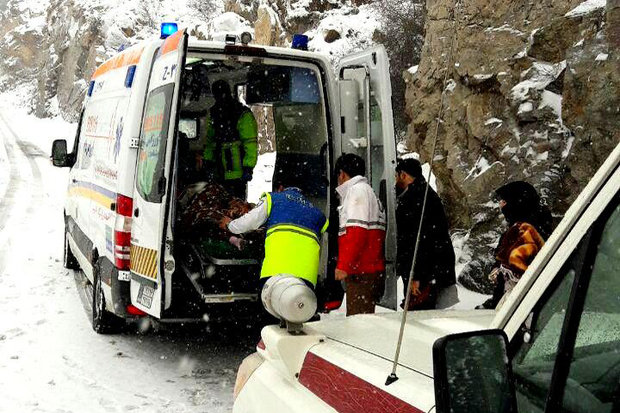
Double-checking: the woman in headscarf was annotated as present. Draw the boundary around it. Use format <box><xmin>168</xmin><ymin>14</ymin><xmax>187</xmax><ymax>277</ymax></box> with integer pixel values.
<box><xmin>477</xmin><ymin>181</ymin><xmax>553</xmax><ymax>309</ymax></box>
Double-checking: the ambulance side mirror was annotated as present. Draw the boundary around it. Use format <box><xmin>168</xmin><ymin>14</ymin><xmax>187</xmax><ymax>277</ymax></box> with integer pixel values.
<box><xmin>51</xmin><ymin>139</ymin><xmax>71</xmax><ymax>167</ymax></box>
<box><xmin>433</xmin><ymin>329</ymin><xmax>517</xmax><ymax>413</ymax></box>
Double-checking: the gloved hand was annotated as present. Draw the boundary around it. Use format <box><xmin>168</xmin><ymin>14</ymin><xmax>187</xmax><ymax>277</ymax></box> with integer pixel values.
<box><xmin>242</xmin><ymin>167</ymin><xmax>253</xmax><ymax>182</ymax></box>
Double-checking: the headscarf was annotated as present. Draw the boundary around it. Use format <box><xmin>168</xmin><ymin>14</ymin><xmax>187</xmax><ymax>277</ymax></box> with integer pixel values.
<box><xmin>495</xmin><ymin>181</ymin><xmax>553</xmax><ymax>239</ymax></box>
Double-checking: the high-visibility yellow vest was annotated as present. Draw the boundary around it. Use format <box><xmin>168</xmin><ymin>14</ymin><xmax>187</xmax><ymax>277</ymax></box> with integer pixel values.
<box><xmin>260</xmin><ymin>189</ymin><xmax>328</xmax><ymax>286</ymax></box>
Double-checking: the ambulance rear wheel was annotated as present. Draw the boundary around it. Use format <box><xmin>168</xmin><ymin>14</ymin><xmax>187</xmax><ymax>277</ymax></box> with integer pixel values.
<box><xmin>63</xmin><ymin>231</ymin><xmax>80</xmax><ymax>270</ymax></box>
<box><xmin>92</xmin><ymin>261</ymin><xmax>123</xmax><ymax>334</ymax></box>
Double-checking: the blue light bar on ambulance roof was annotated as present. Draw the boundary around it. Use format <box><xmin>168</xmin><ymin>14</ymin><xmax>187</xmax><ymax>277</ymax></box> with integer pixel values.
<box><xmin>160</xmin><ymin>22</ymin><xmax>178</xmax><ymax>39</ymax></box>
<box><xmin>292</xmin><ymin>34</ymin><xmax>309</xmax><ymax>51</ymax></box>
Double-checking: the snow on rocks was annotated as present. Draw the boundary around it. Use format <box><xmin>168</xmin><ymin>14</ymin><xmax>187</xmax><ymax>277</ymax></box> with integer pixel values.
<box><xmin>306</xmin><ymin>4</ymin><xmax>379</xmax><ymax>63</ymax></box>
<box><xmin>517</xmin><ymin>101</ymin><xmax>534</xmax><ymax>115</ymax></box>
<box><xmin>511</xmin><ymin>61</ymin><xmax>566</xmax><ymax>103</ymax></box>
<box><xmin>538</xmin><ymin>90</ymin><xmax>562</xmax><ymax>119</ymax></box>
<box><xmin>565</xmin><ymin>0</ymin><xmax>607</xmax><ymax>18</ymax></box>
<box><xmin>484</xmin><ymin>117</ymin><xmax>503</xmax><ymax>126</ymax></box>
<box><xmin>202</xmin><ymin>12</ymin><xmax>254</xmax><ymax>42</ymax></box>
<box><xmin>595</xmin><ymin>52</ymin><xmax>609</xmax><ymax>61</ymax></box>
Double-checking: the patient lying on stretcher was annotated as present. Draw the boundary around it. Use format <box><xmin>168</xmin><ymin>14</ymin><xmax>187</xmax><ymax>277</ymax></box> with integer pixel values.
<box><xmin>177</xmin><ymin>181</ymin><xmax>263</xmax><ymax>252</ymax></box>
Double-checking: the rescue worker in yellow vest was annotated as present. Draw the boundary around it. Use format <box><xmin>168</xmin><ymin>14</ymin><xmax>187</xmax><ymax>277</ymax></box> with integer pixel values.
<box><xmin>220</xmin><ymin>177</ymin><xmax>328</xmax><ymax>288</ymax></box>
<box><xmin>203</xmin><ymin>80</ymin><xmax>258</xmax><ymax>198</ymax></box>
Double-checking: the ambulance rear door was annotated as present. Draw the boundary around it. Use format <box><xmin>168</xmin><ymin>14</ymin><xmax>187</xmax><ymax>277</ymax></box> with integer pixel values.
<box><xmin>337</xmin><ymin>46</ymin><xmax>398</xmax><ymax>309</ymax></box>
<box><xmin>130</xmin><ymin>29</ymin><xmax>188</xmax><ymax>317</ymax></box>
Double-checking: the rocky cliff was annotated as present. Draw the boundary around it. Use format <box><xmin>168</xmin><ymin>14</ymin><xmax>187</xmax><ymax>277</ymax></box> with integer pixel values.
<box><xmin>405</xmin><ymin>0</ymin><xmax>618</xmax><ymax>291</ymax></box>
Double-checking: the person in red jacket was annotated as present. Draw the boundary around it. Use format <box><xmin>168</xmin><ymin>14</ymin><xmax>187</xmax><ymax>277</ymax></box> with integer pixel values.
<box><xmin>334</xmin><ymin>154</ymin><xmax>386</xmax><ymax>316</ymax></box>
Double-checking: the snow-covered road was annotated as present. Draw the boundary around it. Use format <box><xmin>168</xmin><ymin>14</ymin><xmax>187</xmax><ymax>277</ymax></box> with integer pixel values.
<box><xmin>0</xmin><ymin>110</ymin><xmax>255</xmax><ymax>413</ymax></box>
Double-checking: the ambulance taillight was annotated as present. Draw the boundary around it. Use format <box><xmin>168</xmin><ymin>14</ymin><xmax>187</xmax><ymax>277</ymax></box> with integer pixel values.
<box><xmin>116</xmin><ymin>194</ymin><xmax>133</xmax><ymax>217</ymax></box>
<box><xmin>114</xmin><ymin>194</ymin><xmax>133</xmax><ymax>270</ymax></box>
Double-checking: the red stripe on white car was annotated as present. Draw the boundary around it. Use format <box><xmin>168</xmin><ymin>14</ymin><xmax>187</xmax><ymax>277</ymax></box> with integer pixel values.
<box><xmin>299</xmin><ymin>352</ymin><xmax>423</xmax><ymax>413</ymax></box>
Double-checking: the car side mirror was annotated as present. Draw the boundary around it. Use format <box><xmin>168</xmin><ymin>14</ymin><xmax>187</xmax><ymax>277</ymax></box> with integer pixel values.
<box><xmin>433</xmin><ymin>329</ymin><xmax>517</xmax><ymax>413</ymax></box>
<box><xmin>51</xmin><ymin>139</ymin><xmax>70</xmax><ymax>167</ymax></box>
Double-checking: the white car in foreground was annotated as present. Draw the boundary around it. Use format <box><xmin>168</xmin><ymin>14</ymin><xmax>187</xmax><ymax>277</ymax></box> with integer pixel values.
<box><xmin>233</xmin><ymin>143</ymin><xmax>620</xmax><ymax>413</ymax></box>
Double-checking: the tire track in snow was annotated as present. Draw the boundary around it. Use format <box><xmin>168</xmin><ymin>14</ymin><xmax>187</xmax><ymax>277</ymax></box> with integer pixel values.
<box><xmin>0</xmin><ymin>115</ymin><xmax>20</xmax><ymax>232</ymax></box>
<box><xmin>0</xmin><ymin>112</ymin><xmax>42</xmax><ymax>276</ymax></box>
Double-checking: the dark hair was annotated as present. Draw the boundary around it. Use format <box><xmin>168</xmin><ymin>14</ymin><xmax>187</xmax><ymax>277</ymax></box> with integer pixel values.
<box><xmin>495</xmin><ymin>181</ymin><xmax>553</xmax><ymax>238</ymax></box>
<box><xmin>211</xmin><ymin>79</ymin><xmax>231</xmax><ymax>100</ymax></box>
<box><xmin>335</xmin><ymin>153</ymin><xmax>365</xmax><ymax>178</ymax></box>
<box><xmin>396</xmin><ymin>158</ymin><xmax>422</xmax><ymax>178</ymax></box>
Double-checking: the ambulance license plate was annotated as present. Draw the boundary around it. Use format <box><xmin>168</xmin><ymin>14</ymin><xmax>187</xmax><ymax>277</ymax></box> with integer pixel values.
<box><xmin>137</xmin><ymin>284</ymin><xmax>154</xmax><ymax>309</ymax></box>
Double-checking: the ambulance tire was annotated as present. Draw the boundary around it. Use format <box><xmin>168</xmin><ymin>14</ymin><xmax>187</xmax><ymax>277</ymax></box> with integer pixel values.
<box><xmin>63</xmin><ymin>231</ymin><xmax>80</xmax><ymax>270</ymax></box>
<box><xmin>92</xmin><ymin>260</ymin><xmax>123</xmax><ymax>334</ymax></box>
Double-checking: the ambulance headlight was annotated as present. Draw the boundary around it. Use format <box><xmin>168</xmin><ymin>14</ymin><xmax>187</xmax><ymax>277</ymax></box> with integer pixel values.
<box><xmin>160</xmin><ymin>22</ymin><xmax>178</xmax><ymax>39</ymax></box>
<box><xmin>261</xmin><ymin>275</ymin><xmax>317</xmax><ymax>324</ymax></box>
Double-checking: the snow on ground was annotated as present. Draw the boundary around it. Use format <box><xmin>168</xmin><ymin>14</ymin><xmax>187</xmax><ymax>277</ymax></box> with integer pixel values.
<box><xmin>0</xmin><ymin>94</ymin><xmax>255</xmax><ymax>412</ymax></box>
<box><xmin>0</xmin><ymin>124</ymin><xmax>8</xmax><ymax>201</ymax></box>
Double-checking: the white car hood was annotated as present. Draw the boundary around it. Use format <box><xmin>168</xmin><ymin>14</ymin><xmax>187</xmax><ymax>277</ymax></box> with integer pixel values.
<box><xmin>309</xmin><ymin>309</ymin><xmax>496</xmax><ymax>377</ymax></box>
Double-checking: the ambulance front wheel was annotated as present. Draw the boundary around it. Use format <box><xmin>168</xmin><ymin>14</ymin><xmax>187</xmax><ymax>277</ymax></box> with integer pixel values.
<box><xmin>63</xmin><ymin>230</ymin><xmax>80</xmax><ymax>270</ymax></box>
<box><xmin>92</xmin><ymin>260</ymin><xmax>123</xmax><ymax>334</ymax></box>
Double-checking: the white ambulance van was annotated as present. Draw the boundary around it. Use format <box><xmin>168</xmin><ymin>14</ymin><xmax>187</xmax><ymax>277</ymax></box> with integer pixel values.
<box><xmin>51</xmin><ymin>24</ymin><xmax>399</xmax><ymax>332</ymax></box>
<box><xmin>232</xmin><ymin>143</ymin><xmax>619</xmax><ymax>413</ymax></box>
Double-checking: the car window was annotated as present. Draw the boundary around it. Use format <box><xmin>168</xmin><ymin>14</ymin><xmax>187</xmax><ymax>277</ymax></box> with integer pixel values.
<box><xmin>560</xmin><ymin>202</ymin><xmax>620</xmax><ymax>413</ymax></box>
<box><xmin>510</xmin><ymin>232</ymin><xmax>590</xmax><ymax>412</ymax></box>
<box><xmin>136</xmin><ymin>84</ymin><xmax>174</xmax><ymax>202</ymax></box>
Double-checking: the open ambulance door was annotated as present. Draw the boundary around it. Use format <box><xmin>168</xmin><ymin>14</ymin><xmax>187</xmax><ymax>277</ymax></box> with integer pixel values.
<box><xmin>130</xmin><ymin>30</ymin><xmax>188</xmax><ymax>317</ymax></box>
<box><xmin>337</xmin><ymin>46</ymin><xmax>398</xmax><ymax>309</ymax></box>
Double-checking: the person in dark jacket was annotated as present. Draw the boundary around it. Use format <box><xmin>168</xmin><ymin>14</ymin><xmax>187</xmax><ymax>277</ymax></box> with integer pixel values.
<box><xmin>395</xmin><ymin>158</ymin><xmax>456</xmax><ymax>310</ymax></box>
<box><xmin>203</xmin><ymin>80</ymin><xmax>258</xmax><ymax>199</ymax></box>
<box><xmin>477</xmin><ymin>181</ymin><xmax>553</xmax><ymax>309</ymax></box>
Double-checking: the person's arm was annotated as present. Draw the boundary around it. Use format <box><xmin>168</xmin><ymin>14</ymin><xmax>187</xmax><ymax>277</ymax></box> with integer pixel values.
<box><xmin>227</xmin><ymin>197</ymin><xmax>269</xmax><ymax>234</ymax></box>
<box><xmin>508</xmin><ymin>223</ymin><xmax>545</xmax><ymax>273</ymax></box>
<box><xmin>237</xmin><ymin>111</ymin><xmax>258</xmax><ymax>168</ymax></box>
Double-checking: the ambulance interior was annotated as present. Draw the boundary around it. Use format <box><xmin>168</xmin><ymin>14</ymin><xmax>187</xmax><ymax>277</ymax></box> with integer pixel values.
<box><xmin>170</xmin><ymin>54</ymin><xmax>330</xmax><ymax>312</ymax></box>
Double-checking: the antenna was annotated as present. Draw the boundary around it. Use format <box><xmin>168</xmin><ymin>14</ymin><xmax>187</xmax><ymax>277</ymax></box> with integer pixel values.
<box><xmin>385</xmin><ymin>0</ymin><xmax>464</xmax><ymax>386</ymax></box>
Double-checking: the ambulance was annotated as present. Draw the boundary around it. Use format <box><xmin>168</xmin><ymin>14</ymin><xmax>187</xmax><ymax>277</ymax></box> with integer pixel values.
<box><xmin>51</xmin><ymin>23</ymin><xmax>399</xmax><ymax>332</ymax></box>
